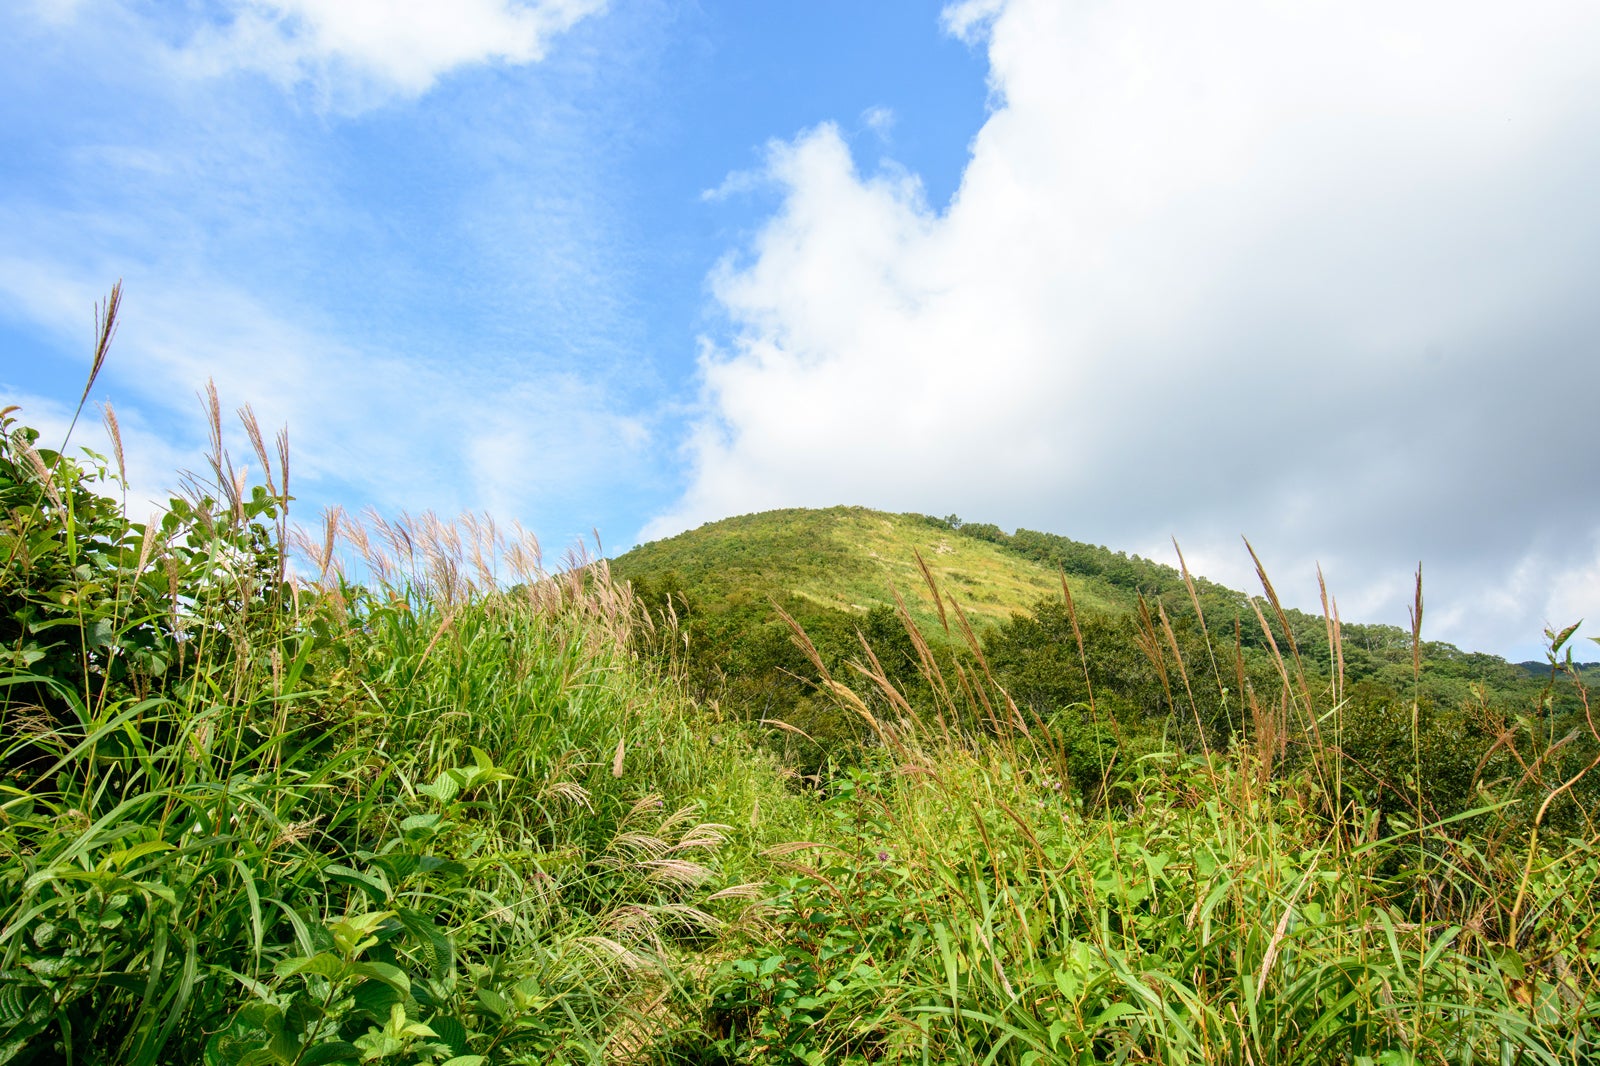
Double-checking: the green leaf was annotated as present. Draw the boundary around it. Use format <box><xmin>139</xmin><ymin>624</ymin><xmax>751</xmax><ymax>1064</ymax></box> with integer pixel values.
<box><xmin>350</xmin><ymin>960</ymin><xmax>410</xmax><ymax>994</ymax></box>
<box><xmin>394</xmin><ymin>908</ymin><xmax>454</xmax><ymax>981</ymax></box>
<box><xmin>417</xmin><ymin>773</ymin><xmax>460</xmax><ymax>805</ymax></box>
<box><xmin>1548</xmin><ymin>621</ymin><xmax>1582</xmax><ymax>657</ymax></box>
<box><xmin>105</xmin><ymin>840</ymin><xmax>175</xmax><ymax>869</ymax></box>
<box><xmin>329</xmin><ymin>911</ymin><xmax>393</xmax><ymax>958</ymax></box>
<box><xmin>1494</xmin><ymin>947</ymin><xmax>1526</xmax><ymax>980</ymax></box>
<box><xmin>429</xmin><ymin>1015</ymin><xmax>470</xmax><ymax>1056</ymax></box>
<box><xmin>1091</xmin><ymin>1002</ymin><xmax>1140</xmax><ymax>1027</ymax></box>
<box><xmin>399</xmin><ymin>813</ymin><xmax>444</xmax><ymax>833</ymax></box>
<box><xmin>475</xmin><ymin>989</ymin><xmax>509</xmax><ymax>1021</ymax></box>
<box><xmin>299</xmin><ymin>1044</ymin><xmax>362</xmax><ymax>1066</ymax></box>
<box><xmin>323</xmin><ymin>865</ymin><xmax>390</xmax><ymax>906</ymax></box>
<box><xmin>351</xmin><ymin>980</ymin><xmax>403</xmax><ymax>1021</ymax></box>
<box><xmin>275</xmin><ymin>952</ymin><xmax>349</xmax><ymax>982</ymax></box>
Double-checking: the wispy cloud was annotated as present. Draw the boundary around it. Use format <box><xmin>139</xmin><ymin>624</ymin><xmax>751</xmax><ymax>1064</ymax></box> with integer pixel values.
<box><xmin>1</xmin><ymin>0</ymin><xmax>661</xmax><ymax>549</ymax></box>
<box><xmin>1</xmin><ymin>250</ymin><xmax>659</xmax><ymax>536</ymax></box>
<box><xmin>653</xmin><ymin>0</ymin><xmax>1600</xmax><ymax>660</ymax></box>
<box><xmin>861</xmin><ymin>105</ymin><xmax>895</xmax><ymax>140</ymax></box>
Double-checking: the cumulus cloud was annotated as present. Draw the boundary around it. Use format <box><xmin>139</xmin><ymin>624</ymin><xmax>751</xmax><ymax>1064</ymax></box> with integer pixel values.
<box><xmin>653</xmin><ymin>0</ymin><xmax>1600</xmax><ymax>659</ymax></box>
<box><xmin>148</xmin><ymin>0</ymin><xmax>605</xmax><ymax>100</ymax></box>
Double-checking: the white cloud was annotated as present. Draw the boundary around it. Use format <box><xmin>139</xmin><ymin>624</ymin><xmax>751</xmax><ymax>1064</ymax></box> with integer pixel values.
<box><xmin>939</xmin><ymin>0</ymin><xmax>1003</xmax><ymax>45</ymax></box>
<box><xmin>75</xmin><ymin>0</ymin><xmax>607</xmax><ymax>102</ymax></box>
<box><xmin>0</xmin><ymin>256</ymin><xmax>656</xmax><ymax>548</ymax></box>
<box><xmin>23</xmin><ymin>0</ymin><xmax>88</xmax><ymax>24</ymax></box>
<box><xmin>862</xmin><ymin>105</ymin><xmax>895</xmax><ymax>139</ymax></box>
<box><xmin>1</xmin><ymin>0</ymin><xmax>666</xmax><ymax>550</ymax></box>
<box><xmin>701</xmin><ymin>167</ymin><xmax>765</xmax><ymax>203</ymax></box>
<box><xmin>653</xmin><ymin>0</ymin><xmax>1600</xmax><ymax>660</ymax></box>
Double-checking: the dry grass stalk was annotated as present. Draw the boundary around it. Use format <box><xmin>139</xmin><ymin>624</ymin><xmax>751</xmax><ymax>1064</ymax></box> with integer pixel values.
<box><xmin>1135</xmin><ymin>594</ymin><xmax>1176</xmax><ymax>716</ymax></box>
<box><xmin>1060</xmin><ymin>572</ymin><xmax>1101</xmax><ymax>722</ymax></box>
<box><xmin>573</xmin><ymin>935</ymin><xmax>648</xmax><ymax>974</ymax></box>
<box><xmin>133</xmin><ymin>512</ymin><xmax>160</xmax><ymax>576</ymax></box>
<box><xmin>1244</xmin><ymin>542</ymin><xmax>1329</xmax><ymax>760</ymax></box>
<box><xmin>850</xmin><ymin>634</ymin><xmax>919</xmax><ymax>729</ymax></box>
<box><xmin>200</xmin><ymin>380</ymin><xmax>237</xmax><ymax>518</ymax></box>
<box><xmin>1409</xmin><ymin>565</ymin><xmax>1424</xmax><ymax>682</ymax></box>
<box><xmin>706</xmin><ymin>882</ymin><xmax>767</xmax><ymax>902</ymax></box>
<box><xmin>275</xmin><ymin>426</ymin><xmax>289</xmax><ymax>505</ymax></box>
<box><xmin>82</xmin><ymin>281</ymin><xmax>121</xmax><ymax>410</ymax></box>
<box><xmin>5</xmin><ymin>704</ymin><xmax>58</xmax><ymax>738</ymax></box>
<box><xmin>1172</xmin><ymin>540</ymin><xmax>1231</xmax><ymax>717</ymax></box>
<box><xmin>543</xmin><ymin>780</ymin><xmax>593</xmax><ymax>810</ymax></box>
<box><xmin>623</xmin><ymin>794</ymin><xmax>665</xmax><ymax>825</ymax></box>
<box><xmin>1317</xmin><ymin>565</ymin><xmax>1345</xmax><ymax>707</ymax></box>
<box><xmin>99</xmin><ymin>402</ymin><xmax>126</xmax><ymax>485</ymax></box>
<box><xmin>315</xmin><ymin>506</ymin><xmax>341</xmax><ymax>583</ymax></box>
<box><xmin>642</xmin><ymin>859</ymin><xmax>712</xmax><ymax>886</ymax></box>
<box><xmin>16</xmin><ymin>436</ymin><xmax>64</xmax><ymax>513</ymax></box>
<box><xmin>238</xmin><ymin>404</ymin><xmax>275</xmax><ymax>497</ymax></box>
<box><xmin>913</xmin><ymin>548</ymin><xmax>950</xmax><ymax>634</ymax></box>
<box><xmin>762</xmin><ymin>718</ymin><xmax>816</xmax><ymax>745</ymax></box>
<box><xmin>889</xmin><ymin>584</ymin><xmax>956</xmax><ymax>726</ymax></box>
<box><xmin>1256</xmin><ymin>859</ymin><xmax>1318</xmax><ymax>998</ymax></box>
<box><xmin>1157</xmin><ymin>600</ymin><xmax>1215</xmax><ymax>767</ymax></box>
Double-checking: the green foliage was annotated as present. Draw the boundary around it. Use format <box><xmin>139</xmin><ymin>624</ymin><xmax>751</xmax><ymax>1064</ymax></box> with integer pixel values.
<box><xmin>5</xmin><ymin>303</ymin><xmax>1597</xmax><ymax>1065</ymax></box>
<box><xmin>650</xmin><ymin>533</ymin><xmax>1600</xmax><ymax>1064</ymax></box>
<box><xmin>613</xmin><ymin>508</ymin><xmax>1554</xmax><ymax>823</ymax></box>
<box><xmin>705</xmin><ymin>773</ymin><xmax>937</xmax><ymax>1065</ymax></box>
<box><xmin>0</xmin><ymin>389</ymin><xmax>788</xmax><ymax>1064</ymax></box>
<box><xmin>703</xmin><ymin>707</ymin><xmax>1600</xmax><ymax>1064</ymax></box>
<box><xmin>0</xmin><ymin>405</ymin><xmax>289</xmax><ymax>773</ymax></box>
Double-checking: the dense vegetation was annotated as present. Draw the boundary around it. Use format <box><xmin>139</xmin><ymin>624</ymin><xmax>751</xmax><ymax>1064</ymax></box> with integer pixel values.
<box><xmin>613</xmin><ymin>509</ymin><xmax>1590</xmax><ymax>827</ymax></box>
<box><xmin>4</xmin><ymin>299</ymin><xmax>1599</xmax><ymax>1063</ymax></box>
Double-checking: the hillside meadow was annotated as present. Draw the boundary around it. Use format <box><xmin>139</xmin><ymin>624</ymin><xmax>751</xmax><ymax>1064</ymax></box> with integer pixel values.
<box><xmin>3</xmin><ymin>316</ymin><xmax>1598</xmax><ymax>1064</ymax></box>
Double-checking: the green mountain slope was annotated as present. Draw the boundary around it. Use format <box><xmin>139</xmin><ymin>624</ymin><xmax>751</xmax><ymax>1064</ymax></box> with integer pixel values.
<box><xmin>610</xmin><ymin>507</ymin><xmax>1568</xmax><ymax>795</ymax></box>
<box><xmin>611</xmin><ymin>506</ymin><xmax>1123</xmax><ymax>635</ymax></box>
<box><xmin>612</xmin><ymin>506</ymin><xmax>1547</xmax><ymax>684</ymax></box>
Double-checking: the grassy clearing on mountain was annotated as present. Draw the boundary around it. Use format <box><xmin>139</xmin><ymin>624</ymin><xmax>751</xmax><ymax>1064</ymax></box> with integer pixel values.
<box><xmin>613</xmin><ymin>508</ymin><xmax>1121</xmax><ymax>635</ymax></box>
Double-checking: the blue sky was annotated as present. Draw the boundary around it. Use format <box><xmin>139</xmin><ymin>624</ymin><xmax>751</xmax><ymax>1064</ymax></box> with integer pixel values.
<box><xmin>4</xmin><ymin>0</ymin><xmax>1598</xmax><ymax>661</ymax></box>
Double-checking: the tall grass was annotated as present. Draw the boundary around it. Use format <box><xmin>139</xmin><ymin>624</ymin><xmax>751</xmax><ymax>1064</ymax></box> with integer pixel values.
<box><xmin>5</xmin><ymin>292</ymin><xmax>1597</xmax><ymax>1064</ymax></box>
<box><xmin>0</xmin><ymin>324</ymin><xmax>792</xmax><ymax>1064</ymax></box>
<box><xmin>699</xmin><ymin>559</ymin><xmax>1600</xmax><ymax>1064</ymax></box>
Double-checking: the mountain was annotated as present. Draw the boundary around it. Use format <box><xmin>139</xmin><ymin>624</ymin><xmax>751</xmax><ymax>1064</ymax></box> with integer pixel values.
<box><xmin>613</xmin><ymin>506</ymin><xmax>1124</xmax><ymax>634</ymax></box>
<box><xmin>609</xmin><ymin>508</ymin><xmax>1552</xmax><ymax>771</ymax></box>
